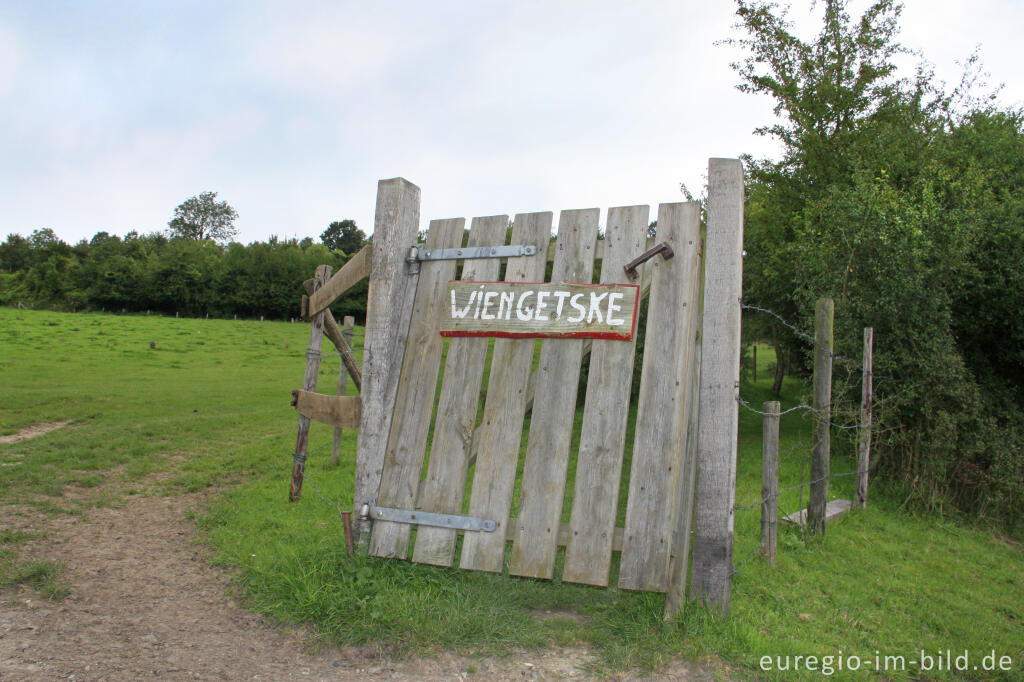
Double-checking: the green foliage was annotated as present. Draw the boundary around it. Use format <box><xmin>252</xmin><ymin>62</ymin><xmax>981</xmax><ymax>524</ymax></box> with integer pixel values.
<box><xmin>0</xmin><ymin>230</ymin><xmax>364</xmax><ymax>321</ymax></box>
<box><xmin>732</xmin><ymin>0</ymin><xmax>1024</xmax><ymax>530</ymax></box>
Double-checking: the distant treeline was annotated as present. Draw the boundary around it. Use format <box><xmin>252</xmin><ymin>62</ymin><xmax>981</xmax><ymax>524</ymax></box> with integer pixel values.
<box><xmin>0</xmin><ymin>229</ymin><xmax>367</xmax><ymax>321</ymax></box>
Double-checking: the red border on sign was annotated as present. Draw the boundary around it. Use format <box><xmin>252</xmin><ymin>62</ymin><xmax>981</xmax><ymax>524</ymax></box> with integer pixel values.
<box><xmin>439</xmin><ymin>281</ymin><xmax>641</xmax><ymax>341</ymax></box>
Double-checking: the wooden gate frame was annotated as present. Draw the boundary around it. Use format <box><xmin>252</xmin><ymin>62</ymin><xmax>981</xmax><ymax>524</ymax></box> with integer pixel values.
<box><xmin>290</xmin><ymin>160</ymin><xmax>744</xmax><ymax>616</ymax></box>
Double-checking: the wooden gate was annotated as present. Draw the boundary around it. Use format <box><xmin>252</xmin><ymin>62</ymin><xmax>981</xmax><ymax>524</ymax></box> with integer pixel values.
<box><xmin>293</xmin><ymin>160</ymin><xmax>745</xmax><ymax>614</ymax></box>
<box><xmin>363</xmin><ymin>203</ymin><xmax>704</xmax><ymax>595</ymax></box>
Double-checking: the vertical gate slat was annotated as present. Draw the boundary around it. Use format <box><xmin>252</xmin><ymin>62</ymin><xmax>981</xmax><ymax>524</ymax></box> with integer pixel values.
<box><xmin>618</xmin><ymin>202</ymin><xmax>702</xmax><ymax>592</ymax></box>
<box><xmin>369</xmin><ymin>218</ymin><xmax>465</xmax><ymax>559</ymax></box>
<box><xmin>561</xmin><ymin>205</ymin><xmax>648</xmax><ymax>586</ymax></box>
<box><xmin>509</xmin><ymin>208</ymin><xmax>600</xmax><ymax>579</ymax></box>
<box><xmin>459</xmin><ymin>212</ymin><xmax>551</xmax><ymax>573</ymax></box>
<box><xmin>411</xmin><ymin>215</ymin><xmax>509</xmax><ymax>567</ymax></box>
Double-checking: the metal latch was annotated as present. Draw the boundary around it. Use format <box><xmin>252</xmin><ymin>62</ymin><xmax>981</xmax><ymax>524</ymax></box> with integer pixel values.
<box><xmin>406</xmin><ymin>244</ymin><xmax>537</xmax><ymax>274</ymax></box>
<box><xmin>623</xmin><ymin>241</ymin><xmax>674</xmax><ymax>281</ymax></box>
<box><xmin>368</xmin><ymin>503</ymin><xmax>497</xmax><ymax>532</ymax></box>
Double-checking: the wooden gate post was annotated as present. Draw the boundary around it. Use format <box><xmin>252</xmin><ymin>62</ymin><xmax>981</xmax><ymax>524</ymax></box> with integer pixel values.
<box><xmin>289</xmin><ymin>264</ymin><xmax>333</xmax><ymax>501</ymax></box>
<box><xmin>331</xmin><ymin>315</ymin><xmax>356</xmax><ymax>466</ymax></box>
<box><xmin>761</xmin><ymin>401</ymin><xmax>780</xmax><ymax>565</ymax></box>
<box><xmin>690</xmin><ymin>158</ymin><xmax>745</xmax><ymax>613</ymax></box>
<box><xmin>353</xmin><ymin>178</ymin><xmax>422</xmax><ymax>531</ymax></box>
<box><xmin>856</xmin><ymin>327</ymin><xmax>873</xmax><ymax>509</ymax></box>
<box><xmin>806</xmin><ymin>297</ymin><xmax>834</xmax><ymax>535</ymax></box>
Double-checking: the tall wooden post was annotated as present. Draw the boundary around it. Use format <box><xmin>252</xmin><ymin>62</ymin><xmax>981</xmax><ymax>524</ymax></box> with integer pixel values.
<box><xmin>289</xmin><ymin>264</ymin><xmax>333</xmax><ymax>501</ymax></box>
<box><xmin>331</xmin><ymin>315</ymin><xmax>356</xmax><ymax>466</ymax></box>
<box><xmin>856</xmin><ymin>327</ymin><xmax>873</xmax><ymax>509</ymax></box>
<box><xmin>353</xmin><ymin>178</ymin><xmax>422</xmax><ymax>532</ymax></box>
<box><xmin>690</xmin><ymin>158</ymin><xmax>744</xmax><ymax>613</ymax></box>
<box><xmin>761</xmin><ymin>401</ymin><xmax>780</xmax><ymax>565</ymax></box>
<box><xmin>806</xmin><ymin>297</ymin><xmax>834</xmax><ymax>535</ymax></box>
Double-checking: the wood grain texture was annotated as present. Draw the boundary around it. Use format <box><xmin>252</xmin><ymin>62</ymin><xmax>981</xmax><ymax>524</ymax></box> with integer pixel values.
<box><xmin>690</xmin><ymin>158</ymin><xmax>745</xmax><ymax>613</ymax></box>
<box><xmin>369</xmin><ymin>218</ymin><xmax>465</xmax><ymax>559</ymax></box>
<box><xmin>411</xmin><ymin>215</ymin><xmax>509</xmax><ymax>567</ymax></box>
<box><xmin>561</xmin><ymin>205</ymin><xmax>648</xmax><ymax>586</ymax></box>
<box><xmin>856</xmin><ymin>327</ymin><xmax>873</xmax><ymax>509</ymax></box>
<box><xmin>303</xmin><ymin>280</ymin><xmax>362</xmax><ymax>393</ymax></box>
<box><xmin>289</xmin><ymin>264</ymin><xmax>332</xmax><ymax>502</ymax></box>
<box><xmin>618</xmin><ymin>203</ymin><xmax>702</xmax><ymax>592</ymax></box>
<box><xmin>459</xmin><ymin>212</ymin><xmax>551</xmax><ymax>573</ymax></box>
<box><xmin>307</xmin><ymin>245</ymin><xmax>372</xmax><ymax>317</ymax></box>
<box><xmin>807</xmin><ymin>297</ymin><xmax>834</xmax><ymax>537</ymax></box>
<box><xmin>509</xmin><ymin>208</ymin><xmax>599</xmax><ymax>579</ymax></box>
<box><xmin>760</xmin><ymin>401</ymin><xmax>780</xmax><ymax>565</ymax></box>
<box><xmin>292</xmin><ymin>390</ymin><xmax>362</xmax><ymax>429</ymax></box>
<box><xmin>664</xmin><ymin>339</ymin><xmax>702</xmax><ymax>618</ymax></box>
<box><xmin>441</xmin><ymin>282</ymin><xmax>638</xmax><ymax>340</ymax></box>
<box><xmin>353</xmin><ymin>179</ymin><xmax>422</xmax><ymax>519</ymax></box>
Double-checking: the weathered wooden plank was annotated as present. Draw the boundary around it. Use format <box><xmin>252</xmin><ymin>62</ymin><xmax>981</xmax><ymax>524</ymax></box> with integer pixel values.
<box><xmin>441</xmin><ymin>282</ymin><xmax>638</xmax><ymax>340</ymax></box>
<box><xmin>411</xmin><ymin>215</ymin><xmax>509</xmax><ymax>567</ymax></box>
<box><xmin>561</xmin><ymin>205</ymin><xmax>648</xmax><ymax>586</ymax></box>
<box><xmin>353</xmin><ymin>179</ymin><xmax>422</xmax><ymax>526</ymax></box>
<box><xmin>289</xmin><ymin>264</ymin><xmax>332</xmax><ymax>502</ymax></box>
<box><xmin>308</xmin><ymin>245</ymin><xmax>372</xmax><ymax>317</ymax></box>
<box><xmin>618</xmin><ymin>203</ymin><xmax>702</xmax><ymax>592</ymax></box>
<box><xmin>664</xmin><ymin>338</ymin><xmax>702</xmax><ymax>618</ymax></box>
<box><xmin>331</xmin><ymin>316</ymin><xmax>356</xmax><ymax>466</ymax></box>
<box><xmin>459</xmin><ymin>212</ymin><xmax>551</xmax><ymax>573</ymax></box>
<box><xmin>369</xmin><ymin>218</ymin><xmax>465</xmax><ymax>559</ymax></box>
<box><xmin>690</xmin><ymin>158</ymin><xmax>745</xmax><ymax>613</ymax></box>
<box><xmin>292</xmin><ymin>390</ymin><xmax>362</xmax><ymax>429</ymax></box>
<box><xmin>303</xmin><ymin>280</ymin><xmax>362</xmax><ymax>393</ymax></box>
<box><xmin>509</xmin><ymin>208</ymin><xmax>599</xmax><ymax>579</ymax></box>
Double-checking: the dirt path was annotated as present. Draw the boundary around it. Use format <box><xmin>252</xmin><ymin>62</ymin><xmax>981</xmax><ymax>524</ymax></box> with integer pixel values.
<box><xmin>1</xmin><ymin>492</ymin><xmax>716</xmax><ymax>681</ymax></box>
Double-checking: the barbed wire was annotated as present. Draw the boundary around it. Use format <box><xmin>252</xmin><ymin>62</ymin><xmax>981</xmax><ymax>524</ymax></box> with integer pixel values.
<box><xmin>740</xmin><ymin>301</ymin><xmax>864</xmax><ymax>370</ymax></box>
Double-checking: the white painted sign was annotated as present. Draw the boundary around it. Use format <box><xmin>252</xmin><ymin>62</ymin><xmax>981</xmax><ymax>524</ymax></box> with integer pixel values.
<box><xmin>440</xmin><ymin>281</ymin><xmax>640</xmax><ymax>340</ymax></box>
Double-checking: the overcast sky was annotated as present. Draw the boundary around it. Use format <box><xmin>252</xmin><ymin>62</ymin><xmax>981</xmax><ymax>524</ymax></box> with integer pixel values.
<box><xmin>1</xmin><ymin>0</ymin><xmax>1021</xmax><ymax>245</ymax></box>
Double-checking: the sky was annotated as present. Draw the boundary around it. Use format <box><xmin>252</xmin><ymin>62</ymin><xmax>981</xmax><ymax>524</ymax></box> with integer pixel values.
<box><xmin>1</xmin><ymin>0</ymin><xmax>1022</xmax><ymax>246</ymax></box>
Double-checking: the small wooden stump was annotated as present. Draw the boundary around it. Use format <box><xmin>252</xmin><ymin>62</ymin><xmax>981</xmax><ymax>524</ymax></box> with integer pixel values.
<box><xmin>782</xmin><ymin>499</ymin><xmax>851</xmax><ymax>527</ymax></box>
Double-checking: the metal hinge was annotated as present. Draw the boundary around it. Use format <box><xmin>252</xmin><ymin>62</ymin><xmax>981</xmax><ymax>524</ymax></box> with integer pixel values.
<box><xmin>406</xmin><ymin>244</ymin><xmax>537</xmax><ymax>274</ymax></box>
<box><xmin>367</xmin><ymin>503</ymin><xmax>497</xmax><ymax>532</ymax></box>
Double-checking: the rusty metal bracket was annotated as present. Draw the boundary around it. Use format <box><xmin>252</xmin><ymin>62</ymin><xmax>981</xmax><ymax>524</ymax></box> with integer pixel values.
<box><xmin>623</xmin><ymin>241</ymin><xmax>674</xmax><ymax>280</ymax></box>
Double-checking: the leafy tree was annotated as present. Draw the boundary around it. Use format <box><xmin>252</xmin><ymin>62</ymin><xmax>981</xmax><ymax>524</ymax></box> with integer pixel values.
<box><xmin>730</xmin><ymin>0</ymin><xmax>1024</xmax><ymax>530</ymax></box>
<box><xmin>320</xmin><ymin>219</ymin><xmax>366</xmax><ymax>254</ymax></box>
<box><xmin>168</xmin><ymin>191</ymin><xmax>239</xmax><ymax>243</ymax></box>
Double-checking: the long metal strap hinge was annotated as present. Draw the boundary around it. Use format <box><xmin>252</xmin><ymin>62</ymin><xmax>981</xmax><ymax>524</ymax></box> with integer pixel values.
<box><xmin>406</xmin><ymin>244</ymin><xmax>537</xmax><ymax>274</ymax></box>
<box><xmin>368</xmin><ymin>503</ymin><xmax>497</xmax><ymax>532</ymax></box>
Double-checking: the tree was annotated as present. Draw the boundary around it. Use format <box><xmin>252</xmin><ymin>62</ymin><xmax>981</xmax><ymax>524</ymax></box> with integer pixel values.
<box><xmin>730</xmin><ymin>0</ymin><xmax>1024</xmax><ymax>530</ymax></box>
<box><xmin>320</xmin><ymin>219</ymin><xmax>366</xmax><ymax>254</ymax></box>
<box><xmin>168</xmin><ymin>191</ymin><xmax>239</xmax><ymax>243</ymax></box>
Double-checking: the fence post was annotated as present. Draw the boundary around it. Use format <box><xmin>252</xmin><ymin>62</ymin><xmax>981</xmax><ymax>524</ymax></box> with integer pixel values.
<box><xmin>331</xmin><ymin>316</ymin><xmax>356</xmax><ymax>466</ymax></box>
<box><xmin>353</xmin><ymin>178</ymin><xmax>422</xmax><ymax>537</ymax></box>
<box><xmin>856</xmin><ymin>327</ymin><xmax>874</xmax><ymax>509</ymax></box>
<box><xmin>753</xmin><ymin>344</ymin><xmax>757</xmax><ymax>382</ymax></box>
<box><xmin>289</xmin><ymin>263</ymin><xmax>333</xmax><ymax>501</ymax></box>
<box><xmin>690</xmin><ymin>158</ymin><xmax>744</xmax><ymax>613</ymax></box>
<box><xmin>806</xmin><ymin>297</ymin><xmax>834</xmax><ymax>535</ymax></box>
<box><xmin>761</xmin><ymin>401</ymin><xmax>780</xmax><ymax>565</ymax></box>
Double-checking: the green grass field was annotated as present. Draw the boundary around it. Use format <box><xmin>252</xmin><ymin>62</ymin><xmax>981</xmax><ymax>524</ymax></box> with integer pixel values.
<box><xmin>1</xmin><ymin>307</ymin><xmax>1022</xmax><ymax>679</ymax></box>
